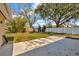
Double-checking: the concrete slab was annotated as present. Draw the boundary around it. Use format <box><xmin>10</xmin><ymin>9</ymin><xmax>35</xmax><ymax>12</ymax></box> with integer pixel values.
<box><xmin>18</xmin><ymin>38</ymin><xmax>79</xmax><ymax>56</ymax></box>
<box><xmin>0</xmin><ymin>41</ymin><xmax>13</xmax><ymax>56</ymax></box>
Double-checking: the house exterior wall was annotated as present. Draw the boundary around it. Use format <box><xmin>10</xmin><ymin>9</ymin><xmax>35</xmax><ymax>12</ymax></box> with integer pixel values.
<box><xmin>0</xmin><ymin>23</ymin><xmax>5</xmax><ymax>46</ymax></box>
<box><xmin>0</xmin><ymin>3</ymin><xmax>12</xmax><ymax>46</ymax></box>
<box><xmin>0</xmin><ymin>3</ymin><xmax>12</xmax><ymax>21</ymax></box>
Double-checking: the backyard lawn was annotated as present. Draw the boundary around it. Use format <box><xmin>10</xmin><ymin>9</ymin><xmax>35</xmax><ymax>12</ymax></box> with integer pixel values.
<box><xmin>5</xmin><ymin>32</ymin><xmax>57</xmax><ymax>43</ymax></box>
<box><xmin>5</xmin><ymin>32</ymin><xmax>79</xmax><ymax>43</ymax></box>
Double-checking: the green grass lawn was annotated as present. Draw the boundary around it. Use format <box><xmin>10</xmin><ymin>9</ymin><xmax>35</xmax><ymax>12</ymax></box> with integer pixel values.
<box><xmin>5</xmin><ymin>32</ymin><xmax>57</xmax><ymax>43</ymax></box>
<box><xmin>5</xmin><ymin>32</ymin><xmax>79</xmax><ymax>43</ymax></box>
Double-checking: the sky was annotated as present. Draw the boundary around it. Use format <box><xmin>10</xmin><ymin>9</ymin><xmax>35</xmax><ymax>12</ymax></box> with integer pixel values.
<box><xmin>10</xmin><ymin>3</ymin><xmax>39</xmax><ymax>11</ymax></box>
<box><xmin>10</xmin><ymin>3</ymin><xmax>19</xmax><ymax>11</ymax></box>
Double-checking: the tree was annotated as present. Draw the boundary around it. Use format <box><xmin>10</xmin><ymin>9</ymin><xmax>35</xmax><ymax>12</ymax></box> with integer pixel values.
<box><xmin>17</xmin><ymin>3</ymin><xmax>36</xmax><ymax>28</ymax></box>
<box><xmin>6</xmin><ymin>17</ymin><xmax>28</xmax><ymax>33</ymax></box>
<box><xmin>19</xmin><ymin>8</ymin><xmax>34</xmax><ymax>27</ymax></box>
<box><xmin>35</xmin><ymin>3</ymin><xmax>79</xmax><ymax>27</ymax></box>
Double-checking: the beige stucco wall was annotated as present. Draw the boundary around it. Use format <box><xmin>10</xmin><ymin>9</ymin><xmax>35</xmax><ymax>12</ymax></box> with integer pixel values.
<box><xmin>0</xmin><ymin>3</ymin><xmax>12</xmax><ymax>21</ymax></box>
<box><xmin>0</xmin><ymin>23</ymin><xmax>5</xmax><ymax>46</ymax></box>
<box><xmin>0</xmin><ymin>3</ymin><xmax>12</xmax><ymax>46</ymax></box>
<box><xmin>0</xmin><ymin>14</ymin><xmax>5</xmax><ymax>46</ymax></box>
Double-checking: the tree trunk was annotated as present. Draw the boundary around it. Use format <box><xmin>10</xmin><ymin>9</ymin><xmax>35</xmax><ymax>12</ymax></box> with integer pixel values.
<box><xmin>56</xmin><ymin>24</ymin><xmax>60</xmax><ymax>27</ymax></box>
<box><xmin>55</xmin><ymin>20</ymin><xmax>60</xmax><ymax>27</ymax></box>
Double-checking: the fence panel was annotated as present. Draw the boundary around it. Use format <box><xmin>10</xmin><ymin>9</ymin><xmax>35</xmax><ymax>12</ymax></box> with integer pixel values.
<box><xmin>46</xmin><ymin>27</ymin><xmax>79</xmax><ymax>34</ymax></box>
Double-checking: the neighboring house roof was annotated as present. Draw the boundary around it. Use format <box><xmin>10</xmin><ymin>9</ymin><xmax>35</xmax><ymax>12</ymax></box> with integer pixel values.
<box><xmin>0</xmin><ymin>3</ymin><xmax>12</xmax><ymax>21</ymax></box>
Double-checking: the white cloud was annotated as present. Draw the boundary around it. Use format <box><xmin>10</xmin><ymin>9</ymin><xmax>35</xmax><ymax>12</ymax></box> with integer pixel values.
<box><xmin>33</xmin><ymin>3</ymin><xmax>40</xmax><ymax>9</ymax></box>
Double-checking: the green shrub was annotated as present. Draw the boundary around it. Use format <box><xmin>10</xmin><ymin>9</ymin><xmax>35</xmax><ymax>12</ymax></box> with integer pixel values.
<box><xmin>6</xmin><ymin>17</ymin><xmax>28</xmax><ymax>33</ymax></box>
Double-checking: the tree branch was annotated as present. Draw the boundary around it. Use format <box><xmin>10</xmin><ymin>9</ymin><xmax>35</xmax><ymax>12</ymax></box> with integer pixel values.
<box><xmin>60</xmin><ymin>9</ymin><xmax>79</xmax><ymax>25</ymax></box>
<box><xmin>59</xmin><ymin>16</ymin><xmax>73</xmax><ymax>25</ymax></box>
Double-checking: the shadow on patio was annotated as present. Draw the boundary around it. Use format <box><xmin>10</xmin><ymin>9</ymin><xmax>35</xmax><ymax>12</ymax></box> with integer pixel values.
<box><xmin>0</xmin><ymin>41</ymin><xmax>13</xmax><ymax>56</ymax></box>
<box><xmin>18</xmin><ymin>38</ymin><xmax>79</xmax><ymax>56</ymax></box>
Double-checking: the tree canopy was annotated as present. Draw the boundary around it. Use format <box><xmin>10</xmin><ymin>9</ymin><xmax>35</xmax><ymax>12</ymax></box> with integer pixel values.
<box><xmin>35</xmin><ymin>3</ymin><xmax>79</xmax><ymax>27</ymax></box>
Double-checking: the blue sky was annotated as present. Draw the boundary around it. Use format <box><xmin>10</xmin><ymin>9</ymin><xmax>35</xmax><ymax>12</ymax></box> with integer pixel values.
<box><xmin>10</xmin><ymin>3</ymin><xmax>39</xmax><ymax>11</ymax></box>
<box><xmin>10</xmin><ymin>3</ymin><xmax>19</xmax><ymax>11</ymax></box>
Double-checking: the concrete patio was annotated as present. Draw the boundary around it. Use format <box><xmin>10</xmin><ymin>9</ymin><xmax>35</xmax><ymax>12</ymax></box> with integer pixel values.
<box><xmin>0</xmin><ymin>41</ymin><xmax>13</xmax><ymax>56</ymax></box>
<box><xmin>13</xmin><ymin>36</ymin><xmax>64</xmax><ymax>56</ymax></box>
<box><xmin>0</xmin><ymin>36</ymin><xmax>79</xmax><ymax>56</ymax></box>
<box><xmin>18</xmin><ymin>38</ymin><xmax>79</xmax><ymax>56</ymax></box>
<box><xmin>12</xmin><ymin>36</ymin><xmax>79</xmax><ymax>56</ymax></box>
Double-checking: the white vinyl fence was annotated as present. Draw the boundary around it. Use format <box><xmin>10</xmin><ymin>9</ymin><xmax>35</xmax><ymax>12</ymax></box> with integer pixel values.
<box><xmin>46</xmin><ymin>27</ymin><xmax>79</xmax><ymax>34</ymax></box>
